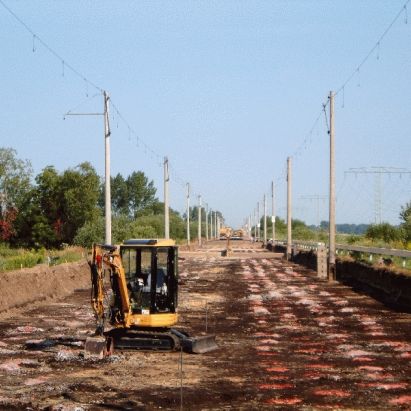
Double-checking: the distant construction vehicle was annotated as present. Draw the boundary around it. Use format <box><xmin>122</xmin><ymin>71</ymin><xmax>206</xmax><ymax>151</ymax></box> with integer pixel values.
<box><xmin>231</xmin><ymin>229</ymin><xmax>245</xmax><ymax>240</ymax></box>
<box><xmin>219</xmin><ymin>226</ymin><xmax>232</xmax><ymax>240</ymax></box>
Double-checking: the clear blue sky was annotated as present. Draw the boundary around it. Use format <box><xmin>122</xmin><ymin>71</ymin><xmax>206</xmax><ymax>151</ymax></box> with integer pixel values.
<box><xmin>1</xmin><ymin>1</ymin><xmax>410</xmax><ymax>228</ymax></box>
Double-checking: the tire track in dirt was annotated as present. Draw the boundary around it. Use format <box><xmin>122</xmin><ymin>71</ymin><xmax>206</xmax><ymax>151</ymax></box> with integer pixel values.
<box><xmin>244</xmin><ymin>257</ymin><xmax>411</xmax><ymax>409</ymax></box>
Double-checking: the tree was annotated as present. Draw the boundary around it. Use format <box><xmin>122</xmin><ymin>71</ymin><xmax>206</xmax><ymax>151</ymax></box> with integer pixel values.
<box><xmin>365</xmin><ymin>223</ymin><xmax>401</xmax><ymax>244</ymax></box>
<box><xmin>127</xmin><ymin>171</ymin><xmax>157</xmax><ymax>217</ymax></box>
<box><xmin>74</xmin><ymin>216</ymin><xmax>104</xmax><ymax>248</ymax></box>
<box><xmin>136</xmin><ymin>200</ymin><xmax>164</xmax><ymax>217</ymax></box>
<box><xmin>0</xmin><ymin>148</ymin><xmax>32</xmax><ymax>242</ymax></box>
<box><xmin>111</xmin><ymin>173</ymin><xmax>129</xmax><ymax>215</ymax></box>
<box><xmin>35</xmin><ymin>166</ymin><xmax>62</xmax><ymax>237</ymax></box>
<box><xmin>15</xmin><ymin>162</ymin><xmax>100</xmax><ymax>248</ymax></box>
<box><xmin>60</xmin><ymin>162</ymin><xmax>100</xmax><ymax>242</ymax></box>
<box><xmin>0</xmin><ymin>148</ymin><xmax>32</xmax><ymax>209</ymax></box>
<box><xmin>99</xmin><ymin>171</ymin><xmax>158</xmax><ymax>218</ymax></box>
<box><xmin>400</xmin><ymin>201</ymin><xmax>411</xmax><ymax>246</ymax></box>
<box><xmin>0</xmin><ymin>207</ymin><xmax>17</xmax><ymax>241</ymax></box>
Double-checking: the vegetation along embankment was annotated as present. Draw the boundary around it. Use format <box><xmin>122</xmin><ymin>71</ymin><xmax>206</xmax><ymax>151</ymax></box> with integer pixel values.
<box><xmin>0</xmin><ymin>147</ymin><xmax>223</xmax><ymax>266</ymax></box>
<box><xmin>0</xmin><ymin>146</ymin><xmax>409</xmax><ymax>274</ymax></box>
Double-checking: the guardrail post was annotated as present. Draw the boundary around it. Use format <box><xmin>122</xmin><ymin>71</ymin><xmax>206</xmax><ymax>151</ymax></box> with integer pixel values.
<box><xmin>317</xmin><ymin>243</ymin><xmax>327</xmax><ymax>279</ymax></box>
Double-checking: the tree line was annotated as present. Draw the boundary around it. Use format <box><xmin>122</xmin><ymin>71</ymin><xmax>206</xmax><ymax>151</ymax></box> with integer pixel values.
<box><xmin>0</xmin><ymin>148</ymin><xmax>222</xmax><ymax>249</ymax></box>
<box><xmin>252</xmin><ymin>207</ymin><xmax>411</xmax><ymax>249</ymax></box>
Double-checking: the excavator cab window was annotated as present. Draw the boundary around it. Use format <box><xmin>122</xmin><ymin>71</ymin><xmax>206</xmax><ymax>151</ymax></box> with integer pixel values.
<box><xmin>140</xmin><ymin>250</ymin><xmax>151</xmax><ymax>278</ymax></box>
<box><xmin>120</xmin><ymin>245</ymin><xmax>177</xmax><ymax>315</ymax></box>
<box><xmin>155</xmin><ymin>249</ymin><xmax>169</xmax><ymax>311</ymax></box>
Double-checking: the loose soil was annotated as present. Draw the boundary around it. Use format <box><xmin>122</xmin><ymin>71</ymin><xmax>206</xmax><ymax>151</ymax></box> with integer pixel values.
<box><xmin>0</xmin><ymin>260</ymin><xmax>89</xmax><ymax>316</ymax></box>
<box><xmin>0</xmin><ymin>241</ymin><xmax>410</xmax><ymax>410</ymax></box>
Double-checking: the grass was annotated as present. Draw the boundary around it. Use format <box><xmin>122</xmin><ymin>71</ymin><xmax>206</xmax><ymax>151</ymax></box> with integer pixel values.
<box><xmin>0</xmin><ymin>245</ymin><xmax>85</xmax><ymax>273</ymax></box>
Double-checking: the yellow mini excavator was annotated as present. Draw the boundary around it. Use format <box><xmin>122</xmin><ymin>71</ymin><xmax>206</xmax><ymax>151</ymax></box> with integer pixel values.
<box><xmin>84</xmin><ymin>239</ymin><xmax>217</xmax><ymax>357</ymax></box>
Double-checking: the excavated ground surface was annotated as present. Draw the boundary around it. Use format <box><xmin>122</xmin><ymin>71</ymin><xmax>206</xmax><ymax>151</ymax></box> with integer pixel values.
<box><xmin>0</xmin><ymin>241</ymin><xmax>410</xmax><ymax>410</ymax></box>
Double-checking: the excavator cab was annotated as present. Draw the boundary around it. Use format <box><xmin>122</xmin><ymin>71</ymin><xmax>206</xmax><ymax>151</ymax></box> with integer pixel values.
<box><xmin>115</xmin><ymin>239</ymin><xmax>178</xmax><ymax>322</ymax></box>
<box><xmin>85</xmin><ymin>239</ymin><xmax>217</xmax><ymax>356</ymax></box>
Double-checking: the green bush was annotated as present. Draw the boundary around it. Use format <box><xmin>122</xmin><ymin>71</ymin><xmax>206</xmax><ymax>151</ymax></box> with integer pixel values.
<box><xmin>74</xmin><ymin>217</ymin><xmax>104</xmax><ymax>248</ymax></box>
<box><xmin>347</xmin><ymin>234</ymin><xmax>362</xmax><ymax>245</ymax></box>
<box><xmin>365</xmin><ymin>223</ymin><xmax>402</xmax><ymax>244</ymax></box>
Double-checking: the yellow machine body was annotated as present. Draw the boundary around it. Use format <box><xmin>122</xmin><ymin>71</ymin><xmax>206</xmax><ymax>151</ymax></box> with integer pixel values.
<box><xmin>90</xmin><ymin>239</ymin><xmax>179</xmax><ymax>332</ymax></box>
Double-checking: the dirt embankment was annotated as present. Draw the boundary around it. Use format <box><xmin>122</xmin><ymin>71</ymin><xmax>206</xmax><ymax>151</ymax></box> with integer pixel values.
<box><xmin>275</xmin><ymin>245</ymin><xmax>411</xmax><ymax>312</ymax></box>
<box><xmin>337</xmin><ymin>260</ymin><xmax>411</xmax><ymax>312</ymax></box>
<box><xmin>0</xmin><ymin>261</ymin><xmax>90</xmax><ymax>314</ymax></box>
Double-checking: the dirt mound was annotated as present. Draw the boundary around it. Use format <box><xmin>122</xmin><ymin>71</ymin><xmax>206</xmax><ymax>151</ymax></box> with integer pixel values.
<box><xmin>0</xmin><ymin>261</ymin><xmax>90</xmax><ymax>314</ymax></box>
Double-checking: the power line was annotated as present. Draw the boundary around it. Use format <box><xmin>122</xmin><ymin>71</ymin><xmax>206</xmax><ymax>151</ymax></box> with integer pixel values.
<box><xmin>335</xmin><ymin>0</ymin><xmax>410</xmax><ymax>96</ymax></box>
<box><xmin>272</xmin><ymin>1</ymin><xmax>410</xmax><ymax>228</ymax></box>
<box><xmin>0</xmin><ymin>0</ymin><xmax>103</xmax><ymax>94</ymax></box>
<box><xmin>299</xmin><ymin>195</ymin><xmax>328</xmax><ymax>227</ymax></box>
<box><xmin>345</xmin><ymin>167</ymin><xmax>411</xmax><ymax>224</ymax></box>
<box><xmin>0</xmin><ymin>0</ymin><xmax>221</xmax><ymax>219</ymax></box>
<box><xmin>109</xmin><ymin>99</ymin><xmax>206</xmax><ymax>200</ymax></box>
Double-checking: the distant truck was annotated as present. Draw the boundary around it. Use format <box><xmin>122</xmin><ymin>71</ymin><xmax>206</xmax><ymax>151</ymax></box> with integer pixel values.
<box><xmin>231</xmin><ymin>229</ymin><xmax>244</xmax><ymax>240</ymax></box>
<box><xmin>219</xmin><ymin>227</ymin><xmax>244</xmax><ymax>240</ymax></box>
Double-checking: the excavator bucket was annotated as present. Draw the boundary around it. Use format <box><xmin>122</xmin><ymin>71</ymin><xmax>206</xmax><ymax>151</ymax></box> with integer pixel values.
<box><xmin>84</xmin><ymin>336</ymin><xmax>113</xmax><ymax>359</ymax></box>
<box><xmin>171</xmin><ymin>329</ymin><xmax>218</xmax><ymax>354</ymax></box>
<box><xmin>182</xmin><ymin>334</ymin><xmax>218</xmax><ymax>354</ymax></box>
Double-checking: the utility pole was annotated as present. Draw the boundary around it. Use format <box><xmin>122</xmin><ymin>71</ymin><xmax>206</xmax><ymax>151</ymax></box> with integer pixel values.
<box><xmin>253</xmin><ymin>209</ymin><xmax>256</xmax><ymax>240</ymax></box>
<box><xmin>205</xmin><ymin>203</ymin><xmax>209</xmax><ymax>242</ymax></box>
<box><xmin>198</xmin><ymin>195</ymin><xmax>202</xmax><ymax>246</ymax></box>
<box><xmin>271</xmin><ymin>181</ymin><xmax>275</xmax><ymax>242</ymax></box>
<box><xmin>249</xmin><ymin>215</ymin><xmax>252</xmax><ymax>239</ymax></box>
<box><xmin>186</xmin><ymin>183</ymin><xmax>190</xmax><ymax>246</ymax></box>
<box><xmin>257</xmin><ymin>202</ymin><xmax>260</xmax><ymax>241</ymax></box>
<box><xmin>287</xmin><ymin>157</ymin><xmax>292</xmax><ymax>260</ymax></box>
<box><xmin>263</xmin><ymin>194</ymin><xmax>267</xmax><ymax>245</ymax></box>
<box><xmin>215</xmin><ymin>211</ymin><xmax>217</xmax><ymax>239</ymax></box>
<box><xmin>164</xmin><ymin>157</ymin><xmax>170</xmax><ymax>239</ymax></box>
<box><xmin>212</xmin><ymin>212</ymin><xmax>214</xmax><ymax>238</ymax></box>
<box><xmin>208</xmin><ymin>208</ymin><xmax>213</xmax><ymax>240</ymax></box>
<box><xmin>328</xmin><ymin>91</ymin><xmax>336</xmax><ymax>281</ymax></box>
<box><xmin>65</xmin><ymin>91</ymin><xmax>112</xmax><ymax>244</ymax></box>
<box><xmin>103</xmin><ymin>92</ymin><xmax>112</xmax><ymax>244</ymax></box>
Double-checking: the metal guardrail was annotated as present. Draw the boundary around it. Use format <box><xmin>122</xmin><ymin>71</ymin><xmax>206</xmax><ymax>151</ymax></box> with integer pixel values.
<box><xmin>274</xmin><ymin>240</ymin><xmax>324</xmax><ymax>252</ymax></box>
<box><xmin>273</xmin><ymin>240</ymin><xmax>411</xmax><ymax>267</ymax></box>
<box><xmin>335</xmin><ymin>244</ymin><xmax>411</xmax><ymax>259</ymax></box>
